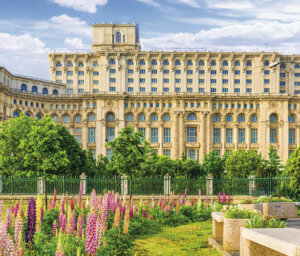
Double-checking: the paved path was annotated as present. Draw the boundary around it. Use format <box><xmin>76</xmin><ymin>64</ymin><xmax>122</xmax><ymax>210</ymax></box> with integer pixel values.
<box><xmin>286</xmin><ymin>218</ymin><xmax>300</xmax><ymax>229</ymax></box>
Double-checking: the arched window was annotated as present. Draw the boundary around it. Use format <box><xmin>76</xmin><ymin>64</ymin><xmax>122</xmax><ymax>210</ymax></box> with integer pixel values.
<box><xmin>126</xmin><ymin>114</ymin><xmax>133</xmax><ymax>122</ymax></box>
<box><xmin>106</xmin><ymin>113</ymin><xmax>115</xmax><ymax>122</ymax></box>
<box><xmin>78</xmin><ymin>62</ymin><xmax>84</xmax><ymax>67</ymax></box>
<box><xmin>63</xmin><ymin>115</ymin><xmax>70</xmax><ymax>123</ymax></box>
<box><xmin>151</xmin><ymin>60</ymin><xmax>157</xmax><ymax>65</ymax></box>
<box><xmin>128</xmin><ymin>60</ymin><xmax>134</xmax><ymax>65</ymax></box>
<box><xmin>36</xmin><ymin>114</ymin><xmax>42</xmax><ymax>120</ymax></box>
<box><xmin>109</xmin><ymin>59</ymin><xmax>116</xmax><ymax>65</ymax></box>
<box><xmin>13</xmin><ymin>111</ymin><xmax>20</xmax><ymax>118</ymax></box>
<box><xmin>163</xmin><ymin>114</ymin><xmax>170</xmax><ymax>122</ymax></box>
<box><xmin>21</xmin><ymin>84</ymin><xmax>27</xmax><ymax>92</ymax></box>
<box><xmin>25</xmin><ymin>112</ymin><xmax>30</xmax><ymax>117</ymax></box>
<box><xmin>270</xmin><ymin>114</ymin><xmax>277</xmax><ymax>123</ymax></box>
<box><xmin>175</xmin><ymin>60</ymin><xmax>181</xmax><ymax>66</ymax></box>
<box><xmin>211</xmin><ymin>61</ymin><xmax>216</xmax><ymax>66</ymax></box>
<box><xmin>52</xmin><ymin>115</ymin><xmax>58</xmax><ymax>123</ymax></box>
<box><xmin>250</xmin><ymin>115</ymin><xmax>258</xmax><ymax>122</ymax></box>
<box><xmin>67</xmin><ymin>62</ymin><xmax>73</xmax><ymax>67</ymax></box>
<box><xmin>246</xmin><ymin>61</ymin><xmax>252</xmax><ymax>66</ymax></box>
<box><xmin>223</xmin><ymin>61</ymin><xmax>228</xmax><ymax>66</ymax></box>
<box><xmin>187</xmin><ymin>60</ymin><xmax>193</xmax><ymax>66</ymax></box>
<box><xmin>214</xmin><ymin>114</ymin><xmax>220</xmax><ymax>122</ymax></box>
<box><xmin>116</xmin><ymin>32</ymin><xmax>121</xmax><ymax>42</ymax></box>
<box><xmin>42</xmin><ymin>88</ymin><xmax>48</xmax><ymax>95</ymax></box>
<box><xmin>151</xmin><ymin>114</ymin><xmax>158</xmax><ymax>121</ymax></box>
<box><xmin>199</xmin><ymin>60</ymin><xmax>205</xmax><ymax>66</ymax></box>
<box><xmin>238</xmin><ymin>114</ymin><xmax>245</xmax><ymax>122</ymax></box>
<box><xmin>138</xmin><ymin>114</ymin><xmax>145</xmax><ymax>121</ymax></box>
<box><xmin>264</xmin><ymin>61</ymin><xmax>270</xmax><ymax>66</ymax></box>
<box><xmin>88</xmin><ymin>113</ymin><xmax>96</xmax><ymax>122</ymax></box>
<box><xmin>75</xmin><ymin>115</ymin><xmax>81</xmax><ymax>123</ymax></box>
<box><xmin>163</xmin><ymin>60</ymin><xmax>169</xmax><ymax>66</ymax></box>
<box><xmin>56</xmin><ymin>62</ymin><xmax>62</xmax><ymax>67</ymax></box>
<box><xmin>187</xmin><ymin>113</ymin><xmax>197</xmax><ymax>121</ymax></box>
<box><xmin>226</xmin><ymin>115</ymin><xmax>233</xmax><ymax>122</ymax></box>
<box><xmin>289</xmin><ymin>115</ymin><xmax>295</xmax><ymax>123</ymax></box>
<box><xmin>234</xmin><ymin>61</ymin><xmax>240</xmax><ymax>66</ymax></box>
<box><xmin>32</xmin><ymin>86</ymin><xmax>37</xmax><ymax>93</ymax></box>
<box><xmin>53</xmin><ymin>89</ymin><xmax>58</xmax><ymax>95</ymax></box>
<box><xmin>93</xmin><ymin>62</ymin><xmax>99</xmax><ymax>67</ymax></box>
<box><xmin>139</xmin><ymin>59</ymin><xmax>145</xmax><ymax>65</ymax></box>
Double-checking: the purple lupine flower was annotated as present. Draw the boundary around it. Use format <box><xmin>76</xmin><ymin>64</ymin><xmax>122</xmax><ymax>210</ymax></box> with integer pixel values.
<box><xmin>14</xmin><ymin>202</ymin><xmax>19</xmax><ymax>218</ymax></box>
<box><xmin>218</xmin><ymin>192</ymin><xmax>221</xmax><ymax>203</ymax></box>
<box><xmin>53</xmin><ymin>220</ymin><xmax>57</xmax><ymax>236</ymax></box>
<box><xmin>135</xmin><ymin>205</ymin><xmax>138</xmax><ymax>214</ymax></box>
<box><xmin>180</xmin><ymin>196</ymin><xmax>184</xmax><ymax>205</ymax></box>
<box><xmin>159</xmin><ymin>196</ymin><xmax>162</xmax><ymax>207</ymax></box>
<box><xmin>85</xmin><ymin>210</ymin><xmax>97</xmax><ymax>255</ymax></box>
<box><xmin>129</xmin><ymin>205</ymin><xmax>134</xmax><ymax>218</ymax></box>
<box><xmin>62</xmin><ymin>214</ymin><xmax>67</xmax><ymax>234</ymax></box>
<box><xmin>40</xmin><ymin>207</ymin><xmax>44</xmax><ymax>223</ymax></box>
<box><xmin>191</xmin><ymin>197</ymin><xmax>194</xmax><ymax>206</ymax></box>
<box><xmin>206</xmin><ymin>195</ymin><xmax>209</xmax><ymax>205</ymax></box>
<box><xmin>222</xmin><ymin>192</ymin><xmax>226</xmax><ymax>205</ymax></box>
<box><xmin>25</xmin><ymin>197</ymin><xmax>36</xmax><ymax>246</ymax></box>
<box><xmin>53</xmin><ymin>188</ymin><xmax>57</xmax><ymax>208</ymax></box>
<box><xmin>184</xmin><ymin>188</ymin><xmax>187</xmax><ymax>198</ymax></box>
<box><xmin>70</xmin><ymin>211</ymin><xmax>76</xmax><ymax>235</ymax></box>
<box><xmin>142</xmin><ymin>209</ymin><xmax>146</xmax><ymax>218</ymax></box>
<box><xmin>228</xmin><ymin>194</ymin><xmax>231</xmax><ymax>205</ymax></box>
<box><xmin>61</xmin><ymin>195</ymin><xmax>65</xmax><ymax>214</ymax></box>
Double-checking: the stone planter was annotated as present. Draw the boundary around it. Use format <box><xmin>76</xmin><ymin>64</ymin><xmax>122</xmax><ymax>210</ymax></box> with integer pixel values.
<box><xmin>238</xmin><ymin>203</ymin><xmax>263</xmax><ymax>213</ymax></box>
<box><xmin>263</xmin><ymin>202</ymin><xmax>297</xmax><ymax>219</ymax></box>
<box><xmin>223</xmin><ymin>217</ymin><xmax>249</xmax><ymax>252</ymax></box>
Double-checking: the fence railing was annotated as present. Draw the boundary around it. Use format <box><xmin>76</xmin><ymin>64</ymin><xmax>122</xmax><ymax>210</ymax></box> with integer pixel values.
<box><xmin>0</xmin><ymin>174</ymin><xmax>291</xmax><ymax>196</ymax></box>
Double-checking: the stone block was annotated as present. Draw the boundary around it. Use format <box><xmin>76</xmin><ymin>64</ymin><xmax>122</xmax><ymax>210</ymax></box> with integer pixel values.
<box><xmin>263</xmin><ymin>202</ymin><xmax>297</xmax><ymax>219</ymax></box>
<box><xmin>212</xmin><ymin>212</ymin><xmax>224</xmax><ymax>241</ymax></box>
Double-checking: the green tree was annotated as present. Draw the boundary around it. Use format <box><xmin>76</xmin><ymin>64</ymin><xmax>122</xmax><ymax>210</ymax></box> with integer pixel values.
<box><xmin>268</xmin><ymin>146</ymin><xmax>283</xmax><ymax>176</ymax></box>
<box><xmin>107</xmin><ymin>127</ymin><xmax>149</xmax><ymax>198</ymax></box>
<box><xmin>225</xmin><ymin>149</ymin><xmax>262</xmax><ymax>178</ymax></box>
<box><xmin>202</xmin><ymin>151</ymin><xmax>227</xmax><ymax>178</ymax></box>
<box><xmin>286</xmin><ymin>147</ymin><xmax>300</xmax><ymax>189</ymax></box>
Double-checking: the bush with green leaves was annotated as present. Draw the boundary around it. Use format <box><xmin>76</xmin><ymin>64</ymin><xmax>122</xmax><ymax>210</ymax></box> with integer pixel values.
<box><xmin>253</xmin><ymin>196</ymin><xmax>292</xmax><ymax>204</ymax></box>
<box><xmin>222</xmin><ymin>206</ymin><xmax>257</xmax><ymax>219</ymax></box>
<box><xmin>245</xmin><ymin>214</ymin><xmax>286</xmax><ymax>229</ymax></box>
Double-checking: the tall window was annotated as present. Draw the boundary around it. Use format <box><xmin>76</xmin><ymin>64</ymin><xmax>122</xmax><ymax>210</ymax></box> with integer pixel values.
<box><xmin>188</xmin><ymin>149</ymin><xmax>196</xmax><ymax>160</ymax></box>
<box><xmin>187</xmin><ymin>127</ymin><xmax>197</xmax><ymax>143</ymax></box>
<box><xmin>116</xmin><ymin>32</ymin><xmax>121</xmax><ymax>42</ymax></box>
<box><xmin>270</xmin><ymin>128</ymin><xmax>277</xmax><ymax>143</ymax></box>
<box><xmin>107</xmin><ymin>148</ymin><xmax>112</xmax><ymax>160</ymax></box>
<box><xmin>138</xmin><ymin>128</ymin><xmax>146</xmax><ymax>138</ymax></box>
<box><xmin>213</xmin><ymin>128</ymin><xmax>220</xmax><ymax>143</ymax></box>
<box><xmin>32</xmin><ymin>86</ymin><xmax>37</xmax><ymax>93</ymax></box>
<box><xmin>151</xmin><ymin>114</ymin><xmax>158</xmax><ymax>121</ymax></box>
<box><xmin>163</xmin><ymin>128</ymin><xmax>171</xmax><ymax>143</ymax></box>
<box><xmin>226</xmin><ymin>115</ymin><xmax>233</xmax><ymax>122</ymax></box>
<box><xmin>75</xmin><ymin>115</ymin><xmax>81</xmax><ymax>123</ymax></box>
<box><xmin>21</xmin><ymin>84</ymin><xmax>27</xmax><ymax>92</ymax></box>
<box><xmin>226</xmin><ymin>128</ymin><xmax>233</xmax><ymax>143</ymax></box>
<box><xmin>163</xmin><ymin>114</ymin><xmax>170</xmax><ymax>122</ymax></box>
<box><xmin>107</xmin><ymin>127</ymin><xmax>115</xmax><ymax>142</ymax></box>
<box><xmin>238</xmin><ymin>115</ymin><xmax>245</xmax><ymax>122</ymax></box>
<box><xmin>63</xmin><ymin>115</ymin><xmax>70</xmax><ymax>123</ymax></box>
<box><xmin>107</xmin><ymin>113</ymin><xmax>115</xmax><ymax>122</ymax></box>
<box><xmin>250</xmin><ymin>115</ymin><xmax>258</xmax><ymax>122</ymax></box>
<box><xmin>42</xmin><ymin>88</ymin><xmax>48</xmax><ymax>95</ymax></box>
<box><xmin>289</xmin><ymin>129</ymin><xmax>295</xmax><ymax>144</ymax></box>
<box><xmin>289</xmin><ymin>115</ymin><xmax>295</xmax><ymax>123</ymax></box>
<box><xmin>214</xmin><ymin>114</ymin><xmax>220</xmax><ymax>122</ymax></box>
<box><xmin>187</xmin><ymin>113</ymin><xmax>196</xmax><ymax>121</ymax></box>
<box><xmin>88</xmin><ymin>128</ymin><xmax>95</xmax><ymax>143</ymax></box>
<box><xmin>270</xmin><ymin>114</ymin><xmax>277</xmax><ymax>123</ymax></box>
<box><xmin>251</xmin><ymin>129</ymin><xmax>257</xmax><ymax>143</ymax></box>
<box><xmin>151</xmin><ymin>128</ymin><xmax>158</xmax><ymax>143</ymax></box>
<box><xmin>88</xmin><ymin>114</ymin><xmax>96</xmax><ymax>122</ymax></box>
<box><xmin>126</xmin><ymin>114</ymin><xmax>133</xmax><ymax>122</ymax></box>
<box><xmin>138</xmin><ymin>114</ymin><xmax>145</xmax><ymax>121</ymax></box>
<box><xmin>75</xmin><ymin>135</ymin><xmax>81</xmax><ymax>144</ymax></box>
<box><xmin>163</xmin><ymin>150</ymin><xmax>170</xmax><ymax>157</ymax></box>
<box><xmin>238</xmin><ymin>128</ymin><xmax>245</xmax><ymax>143</ymax></box>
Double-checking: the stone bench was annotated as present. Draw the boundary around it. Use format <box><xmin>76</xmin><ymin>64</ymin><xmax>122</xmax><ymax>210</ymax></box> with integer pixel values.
<box><xmin>212</xmin><ymin>212</ymin><xmax>224</xmax><ymax>241</ymax></box>
<box><xmin>240</xmin><ymin>227</ymin><xmax>300</xmax><ymax>256</ymax></box>
<box><xmin>263</xmin><ymin>202</ymin><xmax>297</xmax><ymax>219</ymax></box>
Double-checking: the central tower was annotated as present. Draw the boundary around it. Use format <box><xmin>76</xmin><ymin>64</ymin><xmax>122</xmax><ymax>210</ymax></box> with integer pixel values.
<box><xmin>91</xmin><ymin>23</ymin><xmax>140</xmax><ymax>52</ymax></box>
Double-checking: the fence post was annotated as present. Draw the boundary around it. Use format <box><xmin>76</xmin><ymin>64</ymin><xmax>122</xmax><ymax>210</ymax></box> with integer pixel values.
<box><xmin>121</xmin><ymin>174</ymin><xmax>128</xmax><ymax>195</ymax></box>
<box><xmin>80</xmin><ymin>173</ymin><xmax>87</xmax><ymax>195</ymax></box>
<box><xmin>164</xmin><ymin>173</ymin><xmax>171</xmax><ymax>196</ymax></box>
<box><xmin>249</xmin><ymin>176</ymin><xmax>255</xmax><ymax>196</ymax></box>
<box><xmin>37</xmin><ymin>177</ymin><xmax>44</xmax><ymax>194</ymax></box>
<box><xmin>11</xmin><ymin>176</ymin><xmax>13</xmax><ymax>196</ymax></box>
<box><xmin>0</xmin><ymin>175</ymin><xmax>2</xmax><ymax>194</ymax></box>
<box><xmin>206</xmin><ymin>174</ymin><xmax>213</xmax><ymax>195</ymax></box>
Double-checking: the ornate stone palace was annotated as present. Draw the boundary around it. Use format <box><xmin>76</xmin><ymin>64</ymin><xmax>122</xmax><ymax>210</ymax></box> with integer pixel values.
<box><xmin>1</xmin><ymin>23</ymin><xmax>300</xmax><ymax>162</ymax></box>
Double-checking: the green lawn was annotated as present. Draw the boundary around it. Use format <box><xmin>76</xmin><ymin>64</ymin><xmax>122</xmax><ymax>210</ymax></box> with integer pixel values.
<box><xmin>132</xmin><ymin>221</ymin><xmax>221</xmax><ymax>256</ymax></box>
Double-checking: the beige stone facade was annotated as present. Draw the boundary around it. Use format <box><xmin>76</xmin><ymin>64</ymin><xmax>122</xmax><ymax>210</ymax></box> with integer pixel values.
<box><xmin>1</xmin><ymin>23</ymin><xmax>300</xmax><ymax>162</ymax></box>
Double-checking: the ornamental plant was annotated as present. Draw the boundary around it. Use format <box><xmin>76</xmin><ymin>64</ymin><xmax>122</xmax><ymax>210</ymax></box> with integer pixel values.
<box><xmin>253</xmin><ymin>196</ymin><xmax>292</xmax><ymax>203</ymax></box>
<box><xmin>245</xmin><ymin>214</ymin><xmax>286</xmax><ymax>229</ymax></box>
<box><xmin>223</xmin><ymin>206</ymin><xmax>258</xmax><ymax>219</ymax></box>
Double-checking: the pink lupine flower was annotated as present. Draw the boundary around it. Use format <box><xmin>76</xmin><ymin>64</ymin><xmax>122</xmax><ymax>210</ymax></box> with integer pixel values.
<box><xmin>53</xmin><ymin>188</ymin><xmax>57</xmax><ymax>208</ymax></box>
<box><xmin>85</xmin><ymin>210</ymin><xmax>97</xmax><ymax>255</ymax></box>
<box><xmin>6</xmin><ymin>207</ymin><xmax>12</xmax><ymax>231</ymax></box>
<box><xmin>178</xmin><ymin>193</ymin><xmax>181</xmax><ymax>199</ymax></box>
<box><xmin>206</xmin><ymin>195</ymin><xmax>209</xmax><ymax>205</ymax></box>
<box><xmin>70</xmin><ymin>197</ymin><xmax>75</xmax><ymax>212</ymax></box>
<box><xmin>191</xmin><ymin>197</ymin><xmax>194</xmax><ymax>206</ymax></box>
<box><xmin>95</xmin><ymin>217</ymin><xmax>103</xmax><ymax>249</ymax></box>
<box><xmin>218</xmin><ymin>192</ymin><xmax>221</xmax><ymax>203</ymax></box>
<box><xmin>61</xmin><ymin>195</ymin><xmax>65</xmax><ymax>214</ymax></box>
<box><xmin>184</xmin><ymin>189</ymin><xmax>187</xmax><ymax>198</ymax></box>
<box><xmin>211</xmin><ymin>198</ymin><xmax>213</xmax><ymax>205</ymax></box>
<box><xmin>0</xmin><ymin>200</ymin><xmax>4</xmax><ymax>220</ymax></box>
<box><xmin>142</xmin><ymin>209</ymin><xmax>146</xmax><ymax>218</ymax></box>
<box><xmin>222</xmin><ymin>192</ymin><xmax>226</xmax><ymax>205</ymax></box>
<box><xmin>180</xmin><ymin>196</ymin><xmax>184</xmax><ymax>205</ymax></box>
<box><xmin>135</xmin><ymin>205</ymin><xmax>138</xmax><ymax>214</ymax></box>
<box><xmin>14</xmin><ymin>203</ymin><xmax>19</xmax><ymax>218</ymax></box>
<box><xmin>53</xmin><ymin>220</ymin><xmax>57</xmax><ymax>236</ymax></box>
<box><xmin>167</xmin><ymin>205</ymin><xmax>170</xmax><ymax>212</ymax></box>
<box><xmin>14</xmin><ymin>212</ymin><xmax>23</xmax><ymax>245</ymax></box>
<box><xmin>228</xmin><ymin>194</ymin><xmax>231</xmax><ymax>205</ymax></box>
<box><xmin>70</xmin><ymin>211</ymin><xmax>76</xmax><ymax>235</ymax></box>
<box><xmin>90</xmin><ymin>189</ymin><xmax>97</xmax><ymax>211</ymax></box>
<box><xmin>102</xmin><ymin>198</ymin><xmax>108</xmax><ymax>232</ymax></box>
<box><xmin>61</xmin><ymin>215</ymin><xmax>67</xmax><ymax>234</ymax></box>
<box><xmin>129</xmin><ymin>205</ymin><xmax>134</xmax><ymax>218</ymax></box>
<box><xmin>76</xmin><ymin>213</ymin><xmax>84</xmax><ymax>239</ymax></box>
<box><xmin>40</xmin><ymin>207</ymin><xmax>44</xmax><ymax>223</ymax></box>
<box><xmin>159</xmin><ymin>196</ymin><xmax>162</xmax><ymax>207</ymax></box>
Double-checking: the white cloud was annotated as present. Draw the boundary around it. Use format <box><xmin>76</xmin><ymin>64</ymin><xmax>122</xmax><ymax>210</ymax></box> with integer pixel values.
<box><xmin>176</xmin><ymin>0</ymin><xmax>200</xmax><ymax>8</ymax></box>
<box><xmin>205</xmin><ymin>0</ymin><xmax>255</xmax><ymax>10</ymax></box>
<box><xmin>135</xmin><ymin>0</ymin><xmax>161</xmax><ymax>7</ymax></box>
<box><xmin>0</xmin><ymin>33</ymin><xmax>49</xmax><ymax>79</ymax></box>
<box><xmin>49</xmin><ymin>0</ymin><xmax>107</xmax><ymax>13</ymax></box>
<box><xmin>64</xmin><ymin>37</ymin><xmax>87</xmax><ymax>49</ymax></box>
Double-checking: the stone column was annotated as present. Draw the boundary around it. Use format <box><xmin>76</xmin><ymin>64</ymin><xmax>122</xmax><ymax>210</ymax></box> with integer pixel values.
<box><xmin>249</xmin><ymin>175</ymin><xmax>255</xmax><ymax>196</ymax></box>
<box><xmin>121</xmin><ymin>174</ymin><xmax>128</xmax><ymax>195</ymax></box>
<box><xmin>206</xmin><ymin>173</ymin><xmax>213</xmax><ymax>195</ymax></box>
<box><xmin>234</xmin><ymin>123</ymin><xmax>238</xmax><ymax>150</ymax></box>
<box><xmin>82</xmin><ymin>121</ymin><xmax>87</xmax><ymax>150</ymax></box>
<box><xmin>246</xmin><ymin>124</ymin><xmax>250</xmax><ymax>149</ymax></box>
<box><xmin>159</xmin><ymin>123</ymin><xmax>163</xmax><ymax>155</ymax></box>
<box><xmin>37</xmin><ymin>177</ymin><xmax>44</xmax><ymax>194</ymax></box>
<box><xmin>164</xmin><ymin>173</ymin><xmax>171</xmax><ymax>195</ymax></box>
<box><xmin>179</xmin><ymin>112</ymin><xmax>185</xmax><ymax>157</ymax></box>
<box><xmin>221</xmin><ymin>124</ymin><xmax>225</xmax><ymax>154</ymax></box>
<box><xmin>172</xmin><ymin>112</ymin><xmax>179</xmax><ymax>159</ymax></box>
<box><xmin>80</xmin><ymin>173</ymin><xmax>87</xmax><ymax>195</ymax></box>
<box><xmin>200</xmin><ymin>112</ymin><xmax>206</xmax><ymax>160</ymax></box>
<box><xmin>206</xmin><ymin>112</ymin><xmax>212</xmax><ymax>154</ymax></box>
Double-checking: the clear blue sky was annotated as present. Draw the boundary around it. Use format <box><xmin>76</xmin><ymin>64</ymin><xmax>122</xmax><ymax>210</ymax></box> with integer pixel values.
<box><xmin>1</xmin><ymin>0</ymin><xmax>300</xmax><ymax>79</ymax></box>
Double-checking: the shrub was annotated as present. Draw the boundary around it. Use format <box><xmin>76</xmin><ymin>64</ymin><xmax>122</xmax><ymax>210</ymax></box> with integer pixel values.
<box><xmin>245</xmin><ymin>214</ymin><xmax>286</xmax><ymax>229</ymax></box>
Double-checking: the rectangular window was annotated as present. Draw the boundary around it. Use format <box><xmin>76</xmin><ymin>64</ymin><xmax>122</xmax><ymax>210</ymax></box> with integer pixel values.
<box><xmin>223</xmin><ymin>70</ymin><xmax>228</xmax><ymax>75</ymax></box>
<box><xmin>238</xmin><ymin>128</ymin><xmax>245</xmax><ymax>143</ymax></box>
<box><xmin>211</xmin><ymin>70</ymin><xmax>217</xmax><ymax>75</ymax></box>
<box><xmin>175</xmin><ymin>88</ymin><xmax>181</xmax><ymax>92</ymax></box>
<box><xmin>264</xmin><ymin>88</ymin><xmax>270</xmax><ymax>93</ymax></box>
<box><xmin>151</xmin><ymin>78</ymin><xmax>157</xmax><ymax>83</ymax></box>
<box><xmin>264</xmin><ymin>70</ymin><xmax>270</xmax><ymax>75</ymax></box>
<box><xmin>163</xmin><ymin>79</ymin><xmax>169</xmax><ymax>83</ymax></box>
<box><xmin>67</xmin><ymin>80</ymin><xmax>73</xmax><ymax>84</ymax></box>
<box><xmin>93</xmin><ymin>80</ymin><xmax>99</xmax><ymax>85</ymax></box>
<box><xmin>234</xmin><ymin>70</ymin><xmax>240</xmax><ymax>75</ymax></box>
<box><xmin>127</xmin><ymin>87</ymin><xmax>134</xmax><ymax>92</ymax></box>
<box><xmin>140</xmin><ymin>78</ymin><xmax>145</xmax><ymax>83</ymax></box>
<box><xmin>88</xmin><ymin>128</ymin><xmax>95</xmax><ymax>143</ymax></box>
<box><xmin>109</xmin><ymin>87</ymin><xmax>116</xmax><ymax>92</ymax></box>
<box><xmin>187</xmin><ymin>79</ymin><xmax>193</xmax><ymax>84</ymax></box>
<box><xmin>128</xmin><ymin>69</ymin><xmax>134</xmax><ymax>74</ymax></box>
<box><xmin>138</xmin><ymin>128</ymin><xmax>146</xmax><ymax>138</ymax></box>
<box><xmin>75</xmin><ymin>135</ymin><xmax>81</xmax><ymax>144</ymax></box>
<box><xmin>294</xmin><ymin>82</ymin><xmax>300</xmax><ymax>86</ymax></box>
<box><xmin>280</xmin><ymin>73</ymin><xmax>286</xmax><ymax>77</ymax></box>
<box><xmin>128</xmin><ymin>78</ymin><xmax>134</xmax><ymax>83</ymax></box>
<box><xmin>199</xmin><ymin>79</ymin><xmax>205</xmax><ymax>84</ymax></box>
<box><xmin>223</xmin><ymin>79</ymin><xmax>228</xmax><ymax>84</ymax></box>
<box><xmin>199</xmin><ymin>70</ymin><xmax>205</xmax><ymax>74</ymax></box>
<box><xmin>175</xmin><ymin>79</ymin><xmax>181</xmax><ymax>83</ymax></box>
<box><xmin>295</xmin><ymin>90</ymin><xmax>300</xmax><ymax>94</ymax></box>
<box><xmin>199</xmin><ymin>88</ymin><xmax>205</xmax><ymax>92</ymax></box>
<box><xmin>234</xmin><ymin>79</ymin><xmax>240</xmax><ymax>84</ymax></box>
<box><xmin>211</xmin><ymin>79</ymin><xmax>217</xmax><ymax>84</ymax></box>
<box><xmin>289</xmin><ymin>129</ymin><xmax>295</xmax><ymax>144</ymax></box>
<box><xmin>163</xmin><ymin>87</ymin><xmax>169</xmax><ymax>92</ymax></box>
<box><xmin>93</xmin><ymin>71</ymin><xmax>99</xmax><ymax>76</ymax></box>
<box><xmin>175</xmin><ymin>70</ymin><xmax>181</xmax><ymax>74</ymax></box>
<box><xmin>188</xmin><ymin>149</ymin><xmax>196</xmax><ymax>160</ymax></box>
<box><xmin>246</xmin><ymin>88</ymin><xmax>252</xmax><ymax>93</ymax></box>
<box><xmin>163</xmin><ymin>149</ymin><xmax>170</xmax><ymax>157</ymax></box>
<box><xmin>246</xmin><ymin>70</ymin><xmax>252</xmax><ymax>75</ymax></box>
<box><xmin>264</xmin><ymin>79</ymin><xmax>270</xmax><ymax>84</ymax></box>
<box><xmin>246</xmin><ymin>79</ymin><xmax>252</xmax><ymax>84</ymax></box>
<box><xmin>295</xmin><ymin>73</ymin><xmax>300</xmax><ymax>77</ymax></box>
<box><xmin>151</xmin><ymin>69</ymin><xmax>157</xmax><ymax>74</ymax></box>
<box><xmin>163</xmin><ymin>69</ymin><xmax>169</xmax><ymax>74</ymax></box>
<box><xmin>56</xmin><ymin>71</ymin><xmax>62</xmax><ymax>75</ymax></box>
<box><xmin>213</xmin><ymin>128</ymin><xmax>220</xmax><ymax>143</ymax></box>
<box><xmin>110</xmin><ymin>78</ymin><xmax>116</xmax><ymax>83</ymax></box>
<box><xmin>78</xmin><ymin>71</ymin><xmax>84</xmax><ymax>75</ymax></box>
<box><xmin>78</xmin><ymin>89</ymin><xmax>84</xmax><ymax>93</ymax></box>
<box><xmin>234</xmin><ymin>88</ymin><xmax>240</xmax><ymax>93</ymax></box>
<box><xmin>270</xmin><ymin>128</ymin><xmax>277</xmax><ymax>143</ymax></box>
<box><xmin>107</xmin><ymin>148</ymin><xmax>112</xmax><ymax>160</ymax></box>
<box><xmin>222</xmin><ymin>88</ymin><xmax>228</xmax><ymax>93</ymax></box>
<box><xmin>75</xmin><ymin>128</ymin><xmax>82</xmax><ymax>133</ymax></box>
<box><xmin>110</xmin><ymin>69</ymin><xmax>116</xmax><ymax>73</ymax></box>
<box><xmin>151</xmin><ymin>87</ymin><xmax>157</xmax><ymax>92</ymax></box>
<box><xmin>280</xmin><ymin>81</ymin><xmax>286</xmax><ymax>86</ymax></box>
<box><xmin>78</xmin><ymin>80</ymin><xmax>84</xmax><ymax>85</ymax></box>
<box><xmin>187</xmin><ymin>70</ymin><xmax>193</xmax><ymax>74</ymax></box>
<box><xmin>139</xmin><ymin>69</ymin><xmax>145</xmax><ymax>74</ymax></box>
<box><xmin>211</xmin><ymin>88</ymin><xmax>217</xmax><ymax>93</ymax></box>
<box><xmin>151</xmin><ymin>128</ymin><xmax>158</xmax><ymax>143</ymax></box>
<box><xmin>139</xmin><ymin>87</ymin><xmax>145</xmax><ymax>92</ymax></box>
<box><xmin>187</xmin><ymin>127</ymin><xmax>197</xmax><ymax>143</ymax></box>
<box><xmin>226</xmin><ymin>128</ymin><xmax>233</xmax><ymax>143</ymax></box>
<box><xmin>187</xmin><ymin>88</ymin><xmax>193</xmax><ymax>92</ymax></box>
<box><xmin>251</xmin><ymin>129</ymin><xmax>257</xmax><ymax>143</ymax></box>
<box><xmin>67</xmin><ymin>71</ymin><xmax>73</xmax><ymax>76</ymax></box>
<box><xmin>163</xmin><ymin>128</ymin><xmax>171</xmax><ymax>143</ymax></box>
<box><xmin>107</xmin><ymin>127</ymin><xmax>115</xmax><ymax>142</ymax></box>
<box><xmin>67</xmin><ymin>88</ymin><xmax>73</xmax><ymax>93</ymax></box>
